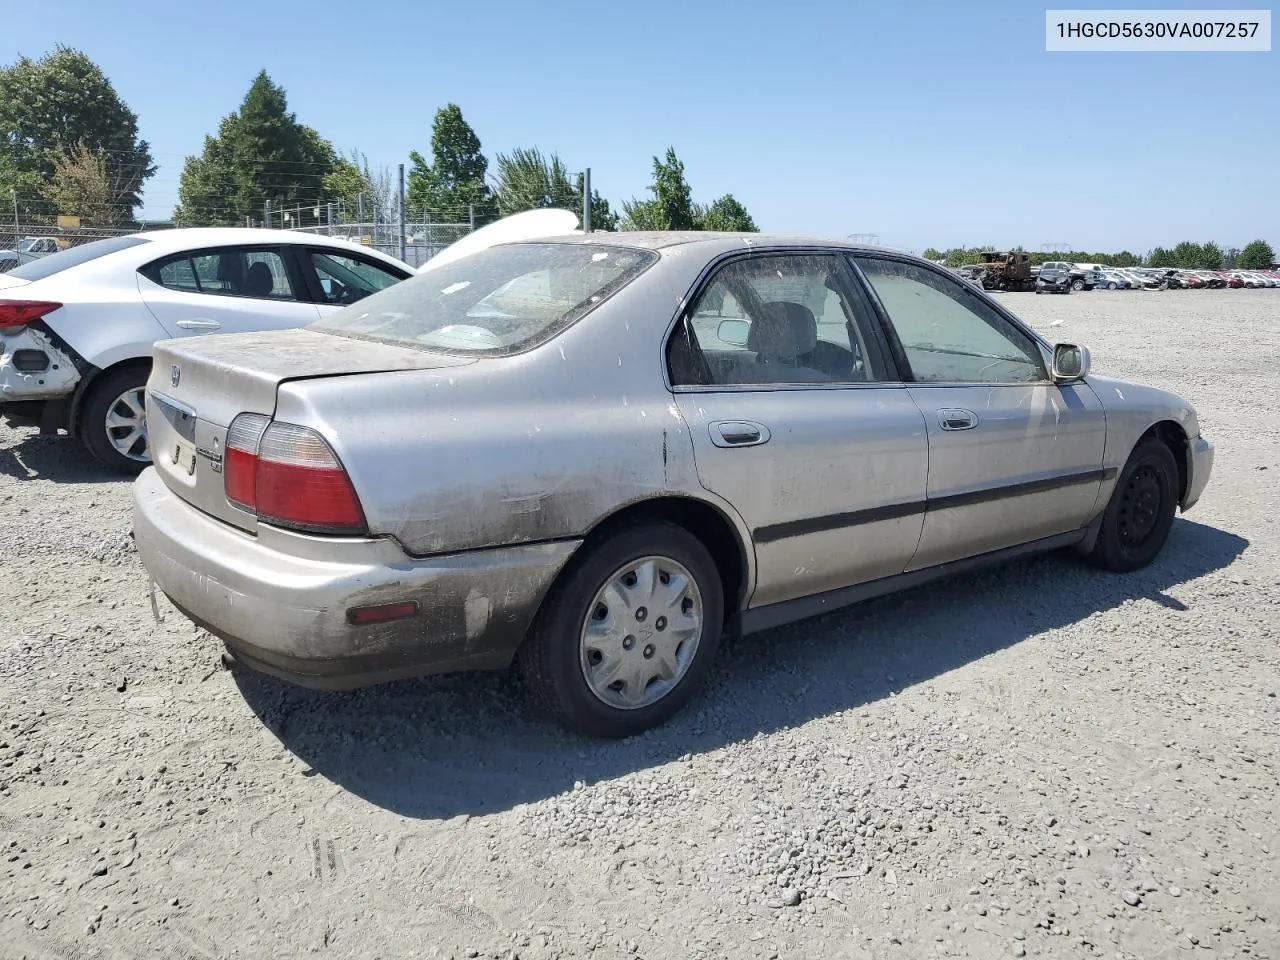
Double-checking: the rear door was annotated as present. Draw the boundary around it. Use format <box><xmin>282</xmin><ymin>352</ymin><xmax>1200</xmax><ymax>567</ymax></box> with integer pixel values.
<box><xmin>853</xmin><ymin>256</ymin><xmax>1106</xmax><ymax>570</ymax></box>
<box><xmin>137</xmin><ymin>245</ymin><xmax>320</xmax><ymax>338</ymax></box>
<box><xmin>668</xmin><ymin>252</ymin><xmax>928</xmax><ymax>608</ymax></box>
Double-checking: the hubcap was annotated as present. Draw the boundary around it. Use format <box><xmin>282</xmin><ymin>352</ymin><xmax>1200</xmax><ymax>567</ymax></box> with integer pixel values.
<box><xmin>105</xmin><ymin>387</ymin><xmax>150</xmax><ymax>462</ymax></box>
<box><xmin>1116</xmin><ymin>465</ymin><xmax>1162</xmax><ymax>547</ymax></box>
<box><xmin>579</xmin><ymin>556</ymin><xmax>703</xmax><ymax>710</ymax></box>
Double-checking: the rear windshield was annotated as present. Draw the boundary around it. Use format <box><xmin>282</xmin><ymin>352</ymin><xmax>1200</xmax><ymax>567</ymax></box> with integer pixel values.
<box><xmin>311</xmin><ymin>242</ymin><xmax>656</xmax><ymax>355</ymax></box>
<box><xmin>8</xmin><ymin>235</ymin><xmax>150</xmax><ymax>281</ymax></box>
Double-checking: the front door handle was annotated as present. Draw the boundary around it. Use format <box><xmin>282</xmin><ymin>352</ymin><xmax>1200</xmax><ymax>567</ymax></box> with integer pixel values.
<box><xmin>938</xmin><ymin>407</ymin><xmax>978</xmax><ymax>431</ymax></box>
<box><xmin>709</xmin><ymin>420</ymin><xmax>771</xmax><ymax>448</ymax></box>
<box><xmin>175</xmin><ymin>318</ymin><xmax>221</xmax><ymax>331</ymax></box>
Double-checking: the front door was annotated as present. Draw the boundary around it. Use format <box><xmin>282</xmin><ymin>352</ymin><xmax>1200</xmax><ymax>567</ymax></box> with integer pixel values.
<box><xmin>668</xmin><ymin>252</ymin><xmax>929</xmax><ymax>608</ymax></box>
<box><xmin>854</xmin><ymin>256</ymin><xmax>1107</xmax><ymax>570</ymax></box>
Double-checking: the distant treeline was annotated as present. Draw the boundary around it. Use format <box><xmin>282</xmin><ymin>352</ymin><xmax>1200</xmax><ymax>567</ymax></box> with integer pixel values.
<box><xmin>922</xmin><ymin>240</ymin><xmax>1275</xmax><ymax>271</ymax></box>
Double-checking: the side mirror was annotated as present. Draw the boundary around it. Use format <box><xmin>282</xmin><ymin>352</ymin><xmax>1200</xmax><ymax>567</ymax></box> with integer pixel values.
<box><xmin>1051</xmin><ymin>343</ymin><xmax>1091</xmax><ymax>383</ymax></box>
<box><xmin>717</xmin><ymin>317</ymin><xmax>751</xmax><ymax>347</ymax></box>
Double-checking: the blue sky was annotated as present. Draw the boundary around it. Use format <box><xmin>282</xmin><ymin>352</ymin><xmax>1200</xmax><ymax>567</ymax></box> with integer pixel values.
<box><xmin>4</xmin><ymin>0</ymin><xmax>1275</xmax><ymax>252</ymax></box>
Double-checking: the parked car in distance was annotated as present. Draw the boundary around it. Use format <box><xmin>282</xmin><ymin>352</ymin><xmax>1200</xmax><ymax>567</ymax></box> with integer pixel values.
<box><xmin>0</xmin><ymin>236</ymin><xmax>61</xmax><ymax>273</ymax></box>
<box><xmin>132</xmin><ymin>234</ymin><xmax>1213</xmax><ymax>737</ymax></box>
<box><xmin>0</xmin><ymin>228</ymin><xmax>415</xmax><ymax>471</ymax></box>
<box><xmin>1035</xmin><ymin>264</ymin><xmax>1074</xmax><ymax>294</ymax></box>
<box><xmin>1042</xmin><ymin>261</ymin><xmax>1093</xmax><ymax>291</ymax></box>
<box><xmin>1097</xmin><ymin>271</ymin><xmax>1130</xmax><ymax>290</ymax></box>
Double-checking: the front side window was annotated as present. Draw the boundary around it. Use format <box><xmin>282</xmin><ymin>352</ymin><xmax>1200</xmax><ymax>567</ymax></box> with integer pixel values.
<box><xmin>308</xmin><ymin>251</ymin><xmax>404</xmax><ymax>305</ymax></box>
<box><xmin>312</xmin><ymin>242</ymin><xmax>655</xmax><ymax>356</ymax></box>
<box><xmin>669</xmin><ymin>254</ymin><xmax>887</xmax><ymax>387</ymax></box>
<box><xmin>856</xmin><ymin>257</ymin><xmax>1045</xmax><ymax>384</ymax></box>
<box><xmin>146</xmin><ymin>248</ymin><xmax>296</xmax><ymax>300</ymax></box>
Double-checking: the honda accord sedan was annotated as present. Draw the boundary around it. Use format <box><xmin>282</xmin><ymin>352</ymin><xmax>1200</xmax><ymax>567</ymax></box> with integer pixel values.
<box><xmin>133</xmin><ymin>234</ymin><xmax>1214</xmax><ymax>737</ymax></box>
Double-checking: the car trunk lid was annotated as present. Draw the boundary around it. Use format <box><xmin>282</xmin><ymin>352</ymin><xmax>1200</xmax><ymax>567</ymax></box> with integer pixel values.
<box><xmin>147</xmin><ymin>327</ymin><xmax>474</xmax><ymax>533</ymax></box>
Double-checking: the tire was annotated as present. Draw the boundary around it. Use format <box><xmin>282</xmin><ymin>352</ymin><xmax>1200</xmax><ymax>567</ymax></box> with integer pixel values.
<box><xmin>520</xmin><ymin>521</ymin><xmax>724</xmax><ymax>738</ymax></box>
<box><xmin>1108</xmin><ymin>282</ymin><xmax>1118</xmax><ymax>290</ymax></box>
<box><xmin>1071</xmin><ymin>279</ymin><xmax>1085</xmax><ymax>292</ymax></box>
<box><xmin>1035</xmin><ymin>288</ymin><xmax>1042</xmax><ymax>295</ymax></box>
<box><xmin>80</xmin><ymin>365</ymin><xmax>152</xmax><ymax>474</ymax></box>
<box><xmin>1087</xmin><ymin>438</ymin><xmax>1179</xmax><ymax>572</ymax></box>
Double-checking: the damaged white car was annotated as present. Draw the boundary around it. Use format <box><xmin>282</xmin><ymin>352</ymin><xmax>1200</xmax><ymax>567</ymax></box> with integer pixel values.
<box><xmin>0</xmin><ymin>229</ymin><xmax>414</xmax><ymax>471</ymax></box>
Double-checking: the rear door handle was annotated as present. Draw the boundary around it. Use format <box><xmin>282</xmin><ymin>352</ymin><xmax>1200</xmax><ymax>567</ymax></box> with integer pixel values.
<box><xmin>709</xmin><ymin>420</ymin><xmax>771</xmax><ymax>448</ymax></box>
<box><xmin>938</xmin><ymin>407</ymin><xmax>978</xmax><ymax>431</ymax></box>
<box><xmin>175</xmin><ymin>318</ymin><xmax>221</xmax><ymax>331</ymax></box>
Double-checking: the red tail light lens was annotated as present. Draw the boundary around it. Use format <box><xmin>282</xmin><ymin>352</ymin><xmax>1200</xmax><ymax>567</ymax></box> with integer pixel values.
<box><xmin>257</xmin><ymin>423</ymin><xmax>366</xmax><ymax>533</ymax></box>
<box><xmin>222</xmin><ymin>415</ymin><xmax>366</xmax><ymax>535</ymax></box>
<box><xmin>224</xmin><ymin>413</ymin><xmax>270</xmax><ymax>512</ymax></box>
<box><xmin>0</xmin><ymin>300</ymin><xmax>62</xmax><ymax>329</ymax></box>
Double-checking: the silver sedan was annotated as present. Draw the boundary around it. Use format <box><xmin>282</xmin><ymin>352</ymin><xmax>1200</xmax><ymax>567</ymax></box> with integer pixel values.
<box><xmin>132</xmin><ymin>234</ymin><xmax>1213</xmax><ymax>737</ymax></box>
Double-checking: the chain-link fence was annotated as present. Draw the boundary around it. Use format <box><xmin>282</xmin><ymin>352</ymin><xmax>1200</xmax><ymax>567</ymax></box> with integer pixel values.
<box><xmin>1</xmin><ymin>215</ymin><xmax>474</xmax><ymax>272</ymax></box>
<box><xmin>0</xmin><ymin>223</ymin><xmax>139</xmax><ymax>271</ymax></box>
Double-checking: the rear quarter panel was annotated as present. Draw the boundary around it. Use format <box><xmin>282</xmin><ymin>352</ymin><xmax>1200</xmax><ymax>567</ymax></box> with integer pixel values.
<box><xmin>271</xmin><ymin>248</ymin><xmax>741</xmax><ymax>557</ymax></box>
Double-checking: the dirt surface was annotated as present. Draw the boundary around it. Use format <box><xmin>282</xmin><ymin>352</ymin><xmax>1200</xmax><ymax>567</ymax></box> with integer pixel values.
<box><xmin>1</xmin><ymin>290</ymin><xmax>1277</xmax><ymax>960</ymax></box>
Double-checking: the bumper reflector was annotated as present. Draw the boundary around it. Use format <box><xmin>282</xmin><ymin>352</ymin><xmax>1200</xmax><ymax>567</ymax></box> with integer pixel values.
<box><xmin>346</xmin><ymin>601</ymin><xmax>420</xmax><ymax>626</ymax></box>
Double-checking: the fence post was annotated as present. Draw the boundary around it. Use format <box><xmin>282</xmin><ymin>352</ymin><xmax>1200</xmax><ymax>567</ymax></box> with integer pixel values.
<box><xmin>583</xmin><ymin>167</ymin><xmax>592</xmax><ymax>233</ymax></box>
<box><xmin>264</xmin><ymin>199</ymin><xmax>272</xmax><ymax>229</ymax></box>
<box><xmin>397</xmin><ymin>164</ymin><xmax>407</xmax><ymax>263</ymax></box>
<box><xmin>326</xmin><ymin>202</ymin><xmax>334</xmax><ymax>230</ymax></box>
<box><xmin>468</xmin><ymin>203</ymin><xmax>475</xmax><ymax>232</ymax></box>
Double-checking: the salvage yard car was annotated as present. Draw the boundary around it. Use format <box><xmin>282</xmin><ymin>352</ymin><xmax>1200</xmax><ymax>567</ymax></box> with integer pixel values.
<box><xmin>0</xmin><ymin>229</ymin><xmax>414</xmax><ymax>471</ymax></box>
<box><xmin>132</xmin><ymin>234</ymin><xmax>1214</xmax><ymax>737</ymax></box>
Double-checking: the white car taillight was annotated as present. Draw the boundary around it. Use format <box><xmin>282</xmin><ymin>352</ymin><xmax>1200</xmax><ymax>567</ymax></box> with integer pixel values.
<box><xmin>223</xmin><ymin>413</ymin><xmax>366</xmax><ymax>535</ymax></box>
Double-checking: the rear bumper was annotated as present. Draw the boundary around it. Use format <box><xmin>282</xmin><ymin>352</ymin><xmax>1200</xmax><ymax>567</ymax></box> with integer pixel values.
<box><xmin>132</xmin><ymin>468</ymin><xmax>581</xmax><ymax>689</ymax></box>
<box><xmin>1182</xmin><ymin>436</ymin><xmax>1213</xmax><ymax>511</ymax></box>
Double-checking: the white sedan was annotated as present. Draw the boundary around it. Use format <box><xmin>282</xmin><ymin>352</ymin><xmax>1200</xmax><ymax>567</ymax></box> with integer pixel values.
<box><xmin>0</xmin><ymin>228</ymin><xmax>414</xmax><ymax>471</ymax></box>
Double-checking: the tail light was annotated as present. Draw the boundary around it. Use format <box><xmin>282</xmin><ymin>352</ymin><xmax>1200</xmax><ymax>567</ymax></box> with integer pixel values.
<box><xmin>223</xmin><ymin>413</ymin><xmax>366</xmax><ymax>535</ymax></box>
<box><xmin>0</xmin><ymin>300</ymin><xmax>62</xmax><ymax>329</ymax></box>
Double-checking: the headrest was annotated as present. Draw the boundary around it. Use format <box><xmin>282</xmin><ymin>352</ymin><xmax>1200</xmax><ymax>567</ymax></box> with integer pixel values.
<box><xmin>747</xmin><ymin>301</ymin><xmax>818</xmax><ymax>358</ymax></box>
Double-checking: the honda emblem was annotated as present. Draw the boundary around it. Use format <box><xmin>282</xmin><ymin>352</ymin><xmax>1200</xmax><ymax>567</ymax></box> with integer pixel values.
<box><xmin>170</xmin><ymin>365</ymin><xmax>181</xmax><ymax>388</ymax></box>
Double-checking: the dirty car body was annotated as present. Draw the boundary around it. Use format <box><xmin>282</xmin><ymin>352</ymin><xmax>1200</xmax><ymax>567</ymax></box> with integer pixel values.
<box><xmin>133</xmin><ymin>234</ymin><xmax>1213</xmax><ymax>736</ymax></box>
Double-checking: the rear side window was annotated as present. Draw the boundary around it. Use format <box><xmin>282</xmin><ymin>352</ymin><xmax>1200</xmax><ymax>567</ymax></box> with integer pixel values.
<box><xmin>144</xmin><ymin>248</ymin><xmax>296</xmax><ymax>301</ymax></box>
<box><xmin>8</xmin><ymin>236</ymin><xmax>150</xmax><ymax>281</ymax></box>
<box><xmin>312</xmin><ymin>242</ymin><xmax>655</xmax><ymax>355</ymax></box>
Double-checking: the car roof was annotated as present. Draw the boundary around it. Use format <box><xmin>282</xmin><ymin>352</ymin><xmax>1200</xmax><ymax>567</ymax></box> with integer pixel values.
<box><xmin>525</xmin><ymin>231</ymin><xmax>917</xmax><ymax>259</ymax></box>
<box><xmin>120</xmin><ymin>227</ymin><xmax>412</xmax><ymax>265</ymax></box>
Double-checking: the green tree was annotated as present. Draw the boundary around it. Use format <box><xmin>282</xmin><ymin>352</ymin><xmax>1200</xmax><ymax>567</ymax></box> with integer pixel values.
<box><xmin>493</xmin><ymin>147</ymin><xmax>577</xmax><ymax>216</ymax></box>
<box><xmin>407</xmin><ymin>103</ymin><xmax>493</xmax><ymax>224</ymax></box>
<box><xmin>0</xmin><ymin>46</ymin><xmax>154</xmax><ymax>222</ymax></box>
<box><xmin>1113</xmin><ymin>250</ymin><xmax>1140</xmax><ymax>267</ymax></box>
<box><xmin>922</xmin><ymin>247</ymin><xmax>943</xmax><ymax>261</ymax></box>
<box><xmin>697</xmin><ymin>194</ymin><xmax>758</xmax><ymax>232</ymax></box>
<box><xmin>1171</xmin><ymin>241</ymin><xmax>1204</xmax><ymax>268</ymax></box>
<box><xmin>174</xmin><ymin>71</ymin><xmax>337</xmax><ymax>226</ymax></box>
<box><xmin>39</xmin><ymin>141</ymin><xmax>135</xmax><ymax>227</ymax></box>
<box><xmin>1222</xmin><ymin>246</ymin><xmax>1240</xmax><ymax>269</ymax></box>
<box><xmin>1238</xmin><ymin>239</ymin><xmax>1275</xmax><ymax>270</ymax></box>
<box><xmin>623</xmin><ymin>148</ymin><xmax>697</xmax><ymax>230</ymax></box>
<box><xmin>1147</xmin><ymin>247</ymin><xmax>1175</xmax><ymax>267</ymax></box>
<box><xmin>1199</xmin><ymin>241</ymin><xmax>1223</xmax><ymax>270</ymax></box>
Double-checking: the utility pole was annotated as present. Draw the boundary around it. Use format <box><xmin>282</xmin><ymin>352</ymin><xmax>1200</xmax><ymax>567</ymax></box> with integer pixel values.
<box><xmin>582</xmin><ymin>168</ymin><xmax>592</xmax><ymax>233</ymax></box>
<box><xmin>468</xmin><ymin>203</ymin><xmax>475</xmax><ymax>232</ymax></box>
<box><xmin>357</xmin><ymin>192</ymin><xmax>365</xmax><ymax>225</ymax></box>
<box><xmin>264</xmin><ymin>199</ymin><xmax>272</xmax><ymax>229</ymax></box>
<box><xmin>397</xmin><ymin>163</ymin><xmax>407</xmax><ymax>263</ymax></box>
<box><xmin>10</xmin><ymin>188</ymin><xmax>18</xmax><ymax>242</ymax></box>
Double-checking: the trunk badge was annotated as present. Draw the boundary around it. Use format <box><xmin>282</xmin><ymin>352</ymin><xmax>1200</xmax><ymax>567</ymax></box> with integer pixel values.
<box><xmin>170</xmin><ymin>365</ymin><xmax>181</xmax><ymax>387</ymax></box>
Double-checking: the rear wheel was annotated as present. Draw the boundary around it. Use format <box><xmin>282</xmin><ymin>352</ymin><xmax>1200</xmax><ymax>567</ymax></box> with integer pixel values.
<box><xmin>520</xmin><ymin>521</ymin><xmax>724</xmax><ymax>737</ymax></box>
<box><xmin>1087</xmin><ymin>438</ymin><xmax>1179</xmax><ymax>572</ymax></box>
<box><xmin>81</xmin><ymin>365</ymin><xmax>151</xmax><ymax>474</ymax></box>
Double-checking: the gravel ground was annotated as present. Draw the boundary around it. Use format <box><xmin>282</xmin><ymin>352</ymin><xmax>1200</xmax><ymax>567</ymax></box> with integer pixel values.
<box><xmin>1</xmin><ymin>290</ymin><xmax>1277</xmax><ymax>960</ymax></box>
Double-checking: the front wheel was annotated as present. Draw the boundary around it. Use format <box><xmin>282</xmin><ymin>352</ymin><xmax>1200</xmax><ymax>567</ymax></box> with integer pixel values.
<box><xmin>1071</xmin><ymin>279</ymin><xmax>1085</xmax><ymax>292</ymax></box>
<box><xmin>81</xmin><ymin>365</ymin><xmax>152</xmax><ymax>474</ymax></box>
<box><xmin>520</xmin><ymin>521</ymin><xmax>724</xmax><ymax>737</ymax></box>
<box><xmin>1087</xmin><ymin>438</ymin><xmax>1179</xmax><ymax>572</ymax></box>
